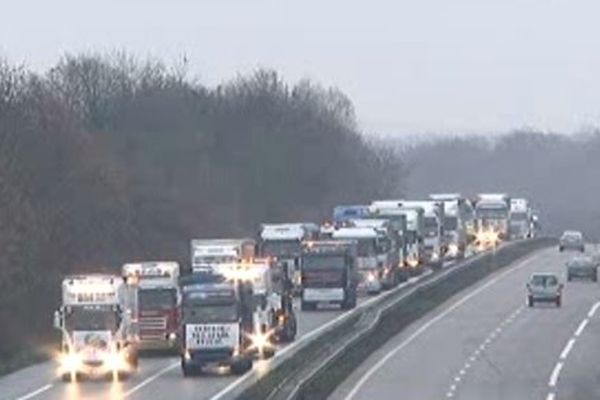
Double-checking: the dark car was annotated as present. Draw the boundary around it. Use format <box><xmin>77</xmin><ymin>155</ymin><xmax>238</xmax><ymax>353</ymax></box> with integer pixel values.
<box><xmin>559</xmin><ymin>231</ymin><xmax>585</xmax><ymax>252</ymax></box>
<box><xmin>567</xmin><ymin>256</ymin><xmax>598</xmax><ymax>282</ymax></box>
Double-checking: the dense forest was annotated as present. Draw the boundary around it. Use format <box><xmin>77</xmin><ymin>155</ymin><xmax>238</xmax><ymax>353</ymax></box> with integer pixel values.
<box><xmin>404</xmin><ymin>131</ymin><xmax>600</xmax><ymax>239</ymax></box>
<box><xmin>0</xmin><ymin>54</ymin><xmax>403</xmax><ymax>362</ymax></box>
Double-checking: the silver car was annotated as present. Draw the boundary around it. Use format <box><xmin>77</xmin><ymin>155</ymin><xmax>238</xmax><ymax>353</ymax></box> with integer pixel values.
<box><xmin>527</xmin><ymin>273</ymin><xmax>562</xmax><ymax>307</ymax></box>
<box><xmin>559</xmin><ymin>230</ymin><xmax>585</xmax><ymax>252</ymax></box>
<box><xmin>567</xmin><ymin>256</ymin><xmax>598</xmax><ymax>282</ymax></box>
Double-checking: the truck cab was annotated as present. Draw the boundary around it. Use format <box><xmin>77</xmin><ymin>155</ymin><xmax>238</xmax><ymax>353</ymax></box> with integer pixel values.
<box><xmin>474</xmin><ymin>193</ymin><xmax>511</xmax><ymax>243</ymax></box>
<box><xmin>179</xmin><ymin>273</ymin><xmax>256</xmax><ymax>376</ymax></box>
<box><xmin>300</xmin><ymin>240</ymin><xmax>358</xmax><ymax>310</ymax></box>
<box><xmin>510</xmin><ymin>198</ymin><xmax>532</xmax><ymax>240</ymax></box>
<box><xmin>332</xmin><ymin>227</ymin><xmax>381</xmax><ymax>295</ymax></box>
<box><xmin>54</xmin><ymin>274</ymin><xmax>139</xmax><ymax>382</ymax></box>
<box><xmin>429</xmin><ymin>193</ymin><xmax>472</xmax><ymax>259</ymax></box>
<box><xmin>122</xmin><ymin>262</ymin><xmax>180</xmax><ymax>351</ymax></box>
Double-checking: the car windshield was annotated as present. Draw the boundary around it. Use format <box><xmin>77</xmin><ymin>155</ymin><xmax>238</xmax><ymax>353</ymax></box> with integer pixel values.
<box><xmin>65</xmin><ymin>306</ymin><xmax>119</xmax><ymax>331</ymax></box>
<box><xmin>530</xmin><ymin>275</ymin><xmax>558</xmax><ymax>287</ymax></box>
<box><xmin>139</xmin><ymin>288</ymin><xmax>177</xmax><ymax>311</ymax></box>
<box><xmin>563</xmin><ymin>232</ymin><xmax>582</xmax><ymax>240</ymax></box>
<box><xmin>567</xmin><ymin>258</ymin><xmax>593</xmax><ymax>268</ymax></box>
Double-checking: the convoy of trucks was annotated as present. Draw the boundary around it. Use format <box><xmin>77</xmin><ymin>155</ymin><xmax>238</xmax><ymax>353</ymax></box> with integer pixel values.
<box><xmin>53</xmin><ymin>192</ymin><xmax>538</xmax><ymax>381</ymax></box>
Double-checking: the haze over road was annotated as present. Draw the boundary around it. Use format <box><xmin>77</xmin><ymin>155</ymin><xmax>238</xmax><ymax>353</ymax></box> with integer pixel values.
<box><xmin>331</xmin><ymin>247</ymin><xmax>600</xmax><ymax>400</ymax></box>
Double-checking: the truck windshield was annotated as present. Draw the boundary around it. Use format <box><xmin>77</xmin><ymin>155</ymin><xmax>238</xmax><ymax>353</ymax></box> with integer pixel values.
<box><xmin>511</xmin><ymin>212</ymin><xmax>528</xmax><ymax>221</ymax></box>
<box><xmin>444</xmin><ymin>216</ymin><xmax>458</xmax><ymax>231</ymax></box>
<box><xmin>303</xmin><ymin>256</ymin><xmax>346</xmax><ymax>269</ymax></box>
<box><xmin>476</xmin><ymin>207</ymin><xmax>508</xmax><ymax>219</ymax></box>
<box><xmin>65</xmin><ymin>306</ymin><xmax>118</xmax><ymax>331</ymax></box>
<box><xmin>193</xmin><ymin>255</ymin><xmax>237</xmax><ymax>266</ymax></box>
<box><xmin>139</xmin><ymin>288</ymin><xmax>177</xmax><ymax>311</ymax></box>
<box><xmin>182</xmin><ymin>304</ymin><xmax>238</xmax><ymax>323</ymax></box>
<box><xmin>261</xmin><ymin>240</ymin><xmax>301</xmax><ymax>257</ymax></box>
<box><xmin>356</xmin><ymin>240</ymin><xmax>376</xmax><ymax>257</ymax></box>
<box><xmin>423</xmin><ymin>217</ymin><xmax>438</xmax><ymax>234</ymax></box>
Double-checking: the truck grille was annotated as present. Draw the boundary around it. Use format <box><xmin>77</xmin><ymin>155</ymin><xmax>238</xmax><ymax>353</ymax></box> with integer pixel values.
<box><xmin>140</xmin><ymin>316</ymin><xmax>167</xmax><ymax>331</ymax></box>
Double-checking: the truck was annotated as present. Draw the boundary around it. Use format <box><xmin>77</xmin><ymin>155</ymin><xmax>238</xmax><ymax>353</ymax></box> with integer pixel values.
<box><xmin>474</xmin><ymin>193</ymin><xmax>511</xmax><ymax>243</ymax></box>
<box><xmin>258</xmin><ymin>223</ymin><xmax>319</xmax><ymax>295</ymax></box>
<box><xmin>429</xmin><ymin>193</ymin><xmax>473</xmax><ymax>259</ymax></box>
<box><xmin>332</xmin><ymin>227</ymin><xmax>382</xmax><ymax>295</ymax></box>
<box><xmin>396</xmin><ymin>200</ymin><xmax>446</xmax><ymax>269</ymax></box>
<box><xmin>122</xmin><ymin>262</ymin><xmax>180</xmax><ymax>351</ymax></box>
<box><xmin>350</xmin><ymin>218</ymin><xmax>401</xmax><ymax>288</ymax></box>
<box><xmin>509</xmin><ymin>198</ymin><xmax>532</xmax><ymax>239</ymax></box>
<box><xmin>333</xmin><ymin>205</ymin><xmax>370</xmax><ymax>226</ymax></box>
<box><xmin>179</xmin><ymin>272</ymin><xmax>256</xmax><ymax>376</ymax></box>
<box><xmin>370</xmin><ymin>201</ymin><xmax>424</xmax><ymax>276</ymax></box>
<box><xmin>54</xmin><ymin>274</ymin><xmax>139</xmax><ymax>382</ymax></box>
<box><xmin>300</xmin><ymin>240</ymin><xmax>358</xmax><ymax>310</ymax></box>
<box><xmin>190</xmin><ymin>238</ymin><xmax>256</xmax><ymax>272</ymax></box>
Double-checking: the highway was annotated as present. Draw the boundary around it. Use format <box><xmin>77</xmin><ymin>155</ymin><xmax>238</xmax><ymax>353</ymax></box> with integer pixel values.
<box><xmin>0</xmin><ymin>272</ymin><xmax>430</xmax><ymax>400</ymax></box>
<box><xmin>330</xmin><ymin>246</ymin><xmax>600</xmax><ymax>400</ymax></box>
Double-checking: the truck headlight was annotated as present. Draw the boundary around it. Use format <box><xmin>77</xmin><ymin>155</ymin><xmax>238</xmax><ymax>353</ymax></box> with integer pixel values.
<box><xmin>168</xmin><ymin>332</ymin><xmax>177</xmax><ymax>341</ymax></box>
<box><xmin>103</xmin><ymin>350</ymin><xmax>128</xmax><ymax>372</ymax></box>
<box><xmin>59</xmin><ymin>352</ymin><xmax>82</xmax><ymax>373</ymax></box>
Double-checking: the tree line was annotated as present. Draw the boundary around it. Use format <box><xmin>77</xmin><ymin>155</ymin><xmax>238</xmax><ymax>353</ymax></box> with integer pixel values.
<box><xmin>0</xmin><ymin>54</ymin><xmax>404</xmax><ymax>361</ymax></box>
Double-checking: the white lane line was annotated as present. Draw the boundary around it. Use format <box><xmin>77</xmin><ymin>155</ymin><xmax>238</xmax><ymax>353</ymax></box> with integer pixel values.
<box><xmin>575</xmin><ymin>319</ymin><xmax>589</xmax><ymax>337</ymax></box>
<box><xmin>546</xmin><ymin>392</ymin><xmax>556</xmax><ymax>400</ymax></box>
<box><xmin>559</xmin><ymin>338</ymin><xmax>576</xmax><ymax>360</ymax></box>
<box><xmin>549</xmin><ymin>362</ymin><xmax>563</xmax><ymax>387</ymax></box>
<box><xmin>342</xmin><ymin>253</ymin><xmax>538</xmax><ymax>400</ymax></box>
<box><xmin>122</xmin><ymin>362</ymin><xmax>179</xmax><ymax>398</ymax></box>
<box><xmin>13</xmin><ymin>384</ymin><xmax>53</xmax><ymax>400</ymax></box>
<box><xmin>588</xmin><ymin>301</ymin><xmax>600</xmax><ymax>318</ymax></box>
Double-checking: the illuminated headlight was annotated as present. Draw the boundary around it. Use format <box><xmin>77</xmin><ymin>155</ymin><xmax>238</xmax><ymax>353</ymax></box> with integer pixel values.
<box><xmin>367</xmin><ymin>272</ymin><xmax>376</xmax><ymax>282</ymax></box>
<box><xmin>58</xmin><ymin>352</ymin><xmax>82</xmax><ymax>373</ymax></box>
<box><xmin>447</xmin><ymin>244</ymin><xmax>459</xmax><ymax>257</ymax></box>
<box><xmin>168</xmin><ymin>332</ymin><xmax>177</xmax><ymax>341</ymax></box>
<box><xmin>102</xmin><ymin>350</ymin><xmax>129</xmax><ymax>372</ymax></box>
<box><xmin>407</xmin><ymin>259</ymin><xmax>419</xmax><ymax>268</ymax></box>
<box><xmin>431</xmin><ymin>252</ymin><xmax>440</xmax><ymax>261</ymax></box>
<box><xmin>247</xmin><ymin>329</ymin><xmax>275</xmax><ymax>355</ymax></box>
<box><xmin>184</xmin><ymin>350</ymin><xmax>192</xmax><ymax>360</ymax></box>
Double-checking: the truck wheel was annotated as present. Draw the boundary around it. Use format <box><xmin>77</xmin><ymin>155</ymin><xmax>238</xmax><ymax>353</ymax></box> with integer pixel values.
<box><xmin>527</xmin><ymin>296</ymin><xmax>534</xmax><ymax>307</ymax></box>
<box><xmin>262</xmin><ymin>348</ymin><xmax>275</xmax><ymax>359</ymax></box>
<box><xmin>556</xmin><ymin>296</ymin><xmax>562</xmax><ymax>307</ymax></box>
<box><xmin>593</xmin><ymin>272</ymin><xmax>598</xmax><ymax>282</ymax></box>
<box><xmin>61</xmin><ymin>372</ymin><xmax>75</xmax><ymax>382</ymax></box>
<box><xmin>559</xmin><ymin>247</ymin><xmax>563</xmax><ymax>252</ymax></box>
<box><xmin>181</xmin><ymin>361</ymin><xmax>197</xmax><ymax>377</ymax></box>
<box><xmin>231</xmin><ymin>358</ymin><xmax>252</xmax><ymax>375</ymax></box>
<box><xmin>567</xmin><ymin>274</ymin><xmax>572</xmax><ymax>282</ymax></box>
<box><xmin>116</xmin><ymin>371</ymin><xmax>130</xmax><ymax>381</ymax></box>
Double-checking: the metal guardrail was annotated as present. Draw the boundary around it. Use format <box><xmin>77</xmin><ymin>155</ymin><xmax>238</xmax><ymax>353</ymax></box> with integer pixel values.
<box><xmin>235</xmin><ymin>238</ymin><xmax>554</xmax><ymax>400</ymax></box>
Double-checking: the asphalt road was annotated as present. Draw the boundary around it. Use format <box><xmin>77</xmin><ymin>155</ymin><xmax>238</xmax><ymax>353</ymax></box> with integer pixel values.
<box><xmin>330</xmin><ymin>246</ymin><xmax>600</xmax><ymax>400</ymax></box>
<box><xmin>0</xmin><ymin>268</ymin><xmax>437</xmax><ymax>400</ymax></box>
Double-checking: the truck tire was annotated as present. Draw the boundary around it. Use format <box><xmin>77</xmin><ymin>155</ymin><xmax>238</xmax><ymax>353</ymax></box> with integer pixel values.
<box><xmin>181</xmin><ymin>361</ymin><xmax>196</xmax><ymax>377</ymax></box>
<box><xmin>556</xmin><ymin>296</ymin><xmax>562</xmax><ymax>307</ymax></box>
<box><xmin>593</xmin><ymin>272</ymin><xmax>598</xmax><ymax>282</ymax></box>
<box><xmin>567</xmin><ymin>274</ymin><xmax>572</xmax><ymax>282</ymax></box>
<box><xmin>231</xmin><ymin>358</ymin><xmax>252</xmax><ymax>375</ymax></box>
<box><xmin>61</xmin><ymin>372</ymin><xmax>75</xmax><ymax>382</ymax></box>
<box><xmin>559</xmin><ymin>247</ymin><xmax>564</xmax><ymax>252</ymax></box>
<box><xmin>527</xmin><ymin>296</ymin><xmax>534</xmax><ymax>307</ymax></box>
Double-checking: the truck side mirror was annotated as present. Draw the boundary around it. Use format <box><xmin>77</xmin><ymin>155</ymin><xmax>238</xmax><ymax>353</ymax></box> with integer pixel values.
<box><xmin>53</xmin><ymin>310</ymin><xmax>62</xmax><ymax>330</ymax></box>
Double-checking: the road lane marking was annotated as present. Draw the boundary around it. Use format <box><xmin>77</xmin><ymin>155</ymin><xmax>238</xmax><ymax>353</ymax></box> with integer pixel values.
<box><xmin>587</xmin><ymin>301</ymin><xmax>600</xmax><ymax>317</ymax></box>
<box><xmin>549</xmin><ymin>362</ymin><xmax>563</xmax><ymax>387</ymax></box>
<box><xmin>575</xmin><ymin>318</ymin><xmax>588</xmax><ymax>336</ymax></box>
<box><xmin>13</xmin><ymin>384</ymin><xmax>53</xmax><ymax>400</ymax></box>
<box><xmin>546</xmin><ymin>393</ymin><xmax>556</xmax><ymax>400</ymax></box>
<box><xmin>122</xmin><ymin>362</ymin><xmax>179</xmax><ymax>398</ymax></box>
<box><xmin>343</xmin><ymin>254</ymin><xmax>537</xmax><ymax>400</ymax></box>
<box><xmin>559</xmin><ymin>338</ymin><xmax>576</xmax><ymax>360</ymax></box>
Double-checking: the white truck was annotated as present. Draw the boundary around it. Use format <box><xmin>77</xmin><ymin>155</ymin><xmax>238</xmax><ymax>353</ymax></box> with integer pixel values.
<box><xmin>258</xmin><ymin>223</ymin><xmax>319</xmax><ymax>295</ymax></box>
<box><xmin>429</xmin><ymin>193</ymin><xmax>473</xmax><ymax>259</ymax></box>
<box><xmin>54</xmin><ymin>274</ymin><xmax>139</xmax><ymax>381</ymax></box>
<box><xmin>332</xmin><ymin>227</ymin><xmax>382</xmax><ymax>294</ymax></box>
<box><xmin>350</xmin><ymin>218</ymin><xmax>400</xmax><ymax>288</ymax></box>
<box><xmin>122</xmin><ymin>262</ymin><xmax>180</xmax><ymax>351</ymax></box>
<box><xmin>509</xmin><ymin>198</ymin><xmax>532</xmax><ymax>239</ymax></box>
<box><xmin>474</xmin><ymin>193</ymin><xmax>511</xmax><ymax>243</ymax></box>
<box><xmin>190</xmin><ymin>238</ymin><xmax>256</xmax><ymax>272</ymax></box>
<box><xmin>397</xmin><ymin>200</ymin><xmax>445</xmax><ymax>269</ymax></box>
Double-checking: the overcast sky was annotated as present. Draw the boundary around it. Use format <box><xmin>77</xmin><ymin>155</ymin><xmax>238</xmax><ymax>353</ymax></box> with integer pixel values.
<box><xmin>2</xmin><ymin>0</ymin><xmax>599</xmax><ymax>136</ymax></box>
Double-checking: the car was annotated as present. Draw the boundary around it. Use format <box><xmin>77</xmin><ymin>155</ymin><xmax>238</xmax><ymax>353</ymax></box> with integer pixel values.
<box><xmin>526</xmin><ymin>273</ymin><xmax>562</xmax><ymax>307</ymax></box>
<box><xmin>566</xmin><ymin>256</ymin><xmax>598</xmax><ymax>281</ymax></box>
<box><xmin>559</xmin><ymin>230</ymin><xmax>585</xmax><ymax>252</ymax></box>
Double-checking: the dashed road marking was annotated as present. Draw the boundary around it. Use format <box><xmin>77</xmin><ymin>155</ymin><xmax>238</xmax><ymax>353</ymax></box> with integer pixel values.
<box><xmin>575</xmin><ymin>318</ymin><xmax>589</xmax><ymax>336</ymax></box>
<box><xmin>559</xmin><ymin>338</ymin><xmax>576</xmax><ymax>360</ymax></box>
<box><xmin>13</xmin><ymin>384</ymin><xmax>53</xmax><ymax>400</ymax></box>
<box><xmin>549</xmin><ymin>362</ymin><xmax>563</xmax><ymax>387</ymax></box>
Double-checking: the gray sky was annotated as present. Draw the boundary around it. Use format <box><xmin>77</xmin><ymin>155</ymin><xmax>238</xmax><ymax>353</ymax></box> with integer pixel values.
<box><xmin>2</xmin><ymin>0</ymin><xmax>599</xmax><ymax>136</ymax></box>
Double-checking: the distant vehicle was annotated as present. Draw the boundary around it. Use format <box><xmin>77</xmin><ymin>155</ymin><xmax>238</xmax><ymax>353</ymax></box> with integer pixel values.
<box><xmin>474</xmin><ymin>193</ymin><xmax>511</xmax><ymax>241</ymax></box>
<box><xmin>258</xmin><ymin>223</ymin><xmax>319</xmax><ymax>295</ymax></box>
<box><xmin>429</xmin><ymin>193</ymin><xmax>473</xmax><ymax>259</ymax></box>
<box><xmin>122</xmin><ymin>262</ymin><xmax>180</xmax><ymax>351</ymax></box>
<box><xmin>559</xmin><ymin>231</ymin><xmax>585</xmax><ymax>253</ymax></box>
<box><xmin>566</xmin><ymin>256</ymin><xmax>598</xmax><ymax>282</ymax></box>
<box><xmin>54</xmin><ymin>274</ymin><xmax>139</xmax><ymax>381</ymax></box>
<box><xmin>509</xmin><ymin>198</ymin><xmax>533</xmax><ymax>239</ymax></box>
<box><xmin>332</xmin><ymin>227</ymin><xmax>382</xmax><ymax>295</ymax></box>
<box><xmin>526</xmin><ymin>273</ymin><xmax>562</xmax><ymax>307</ymax></box>
<box><xmin>333</xmin><ymin>205</ymin><xmax>370</xmax><ymax>226</ymax></box>
<box><xmin>179</xmin><ymin>272</ymin><xmax>258</xmax><ymax>376</ymax></box>
<box><xmin>190</xmin><ymin>238</ymin><xmax>256</xmax><ymax>272</ymax></box>
<box><xmin>300</xmin><ymin>240</ymin><xmax>358</xmax><ymax>310</ymax></box>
